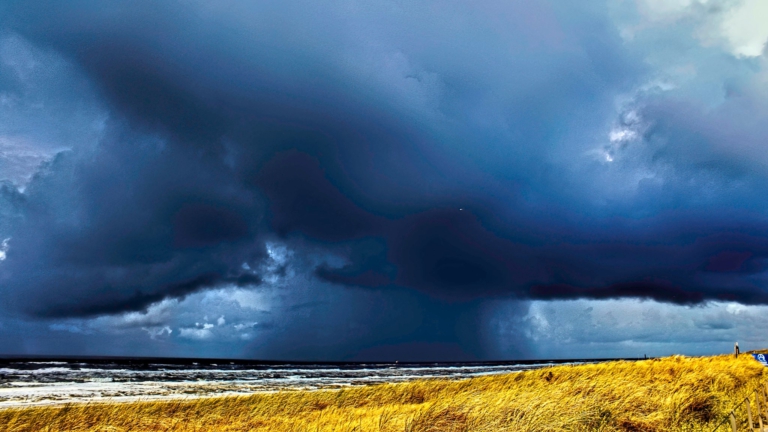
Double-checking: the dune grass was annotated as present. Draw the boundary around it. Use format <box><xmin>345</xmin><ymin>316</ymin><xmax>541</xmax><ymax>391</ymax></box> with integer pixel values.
<box><xmin>0</xmin><ymin>354</ymin><xmax>764</xmax><ymax>431</ymax></box>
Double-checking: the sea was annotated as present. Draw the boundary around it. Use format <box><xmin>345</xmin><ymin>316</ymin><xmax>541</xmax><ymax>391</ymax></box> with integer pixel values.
<box><xmin>0</xmin><ymin>356</ymin><xmax>611</xmax><ymax>407</ymax></box>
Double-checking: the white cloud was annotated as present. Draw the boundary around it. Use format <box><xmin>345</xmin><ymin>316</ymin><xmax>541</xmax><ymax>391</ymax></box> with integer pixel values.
<box><xmin>233</xmin><ymin>322</ymin><xmax>259</xmax><ymax>331</ymax></box>
<box><xmin>266</xmin><ymin>241</ymin><xmax>292</xmax><ymax>264</ymax></box>
<box><xmin>633</xmin><ymin>0</ymin><xmax>768</xmax><ymax>58</ymax></box>
<box><xmin>594</xmin><ymin>106</ymin><xmax>646</xmax><ymax>165</ymax></box>
<box><xmin>261</xmin><ymin>241</ymin><xmax>294</xmax><ymax>284</ymax></box>
<box><xmin>582</xmin><ymin>84</ymin><xmax>668</xmax><ymax>201</ymax></box>
<box><xmin>179</xmin><ymin>323</ymin><xmax>214</xmax><ymax>340</ymax></box>
<box><xmin>227</xmin><ymin>288</ymin><xmax>269</xmax><ymax>310</ymax></box>
<box><xmin>720</xmin><ymin>0</ymin><xmax>768</xmax><ymax>57</ymax></box>
<box><xmin>0</xmin><ymin>237</ymin><xmax>9</xmax><ymax>261</ymax></box>
<box><xmin>143</xmin><ymin>326</ymin><xmax>172</xmax><ymax>339</ymax></box>
<box><xmin>516</xmin><ymin>299</ymin><xmax>768</xmax><ymax>358</ymax></box>
<box><xmin>63</xmin><ymin>286</ymin><xmax>277</xmax><ymax>348</ymax></box>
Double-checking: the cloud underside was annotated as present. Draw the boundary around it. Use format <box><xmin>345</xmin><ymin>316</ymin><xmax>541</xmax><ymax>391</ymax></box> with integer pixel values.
<box><xmin>0</xmin><ymin>0</ymin><xmax>767</xmax><ymax>325</ymax></box>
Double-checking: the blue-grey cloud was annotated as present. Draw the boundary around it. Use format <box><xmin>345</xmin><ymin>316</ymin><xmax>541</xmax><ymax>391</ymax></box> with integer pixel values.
<box><xmin>0</xmin><ymin>0</ymin><xmax>767</xmax><ymax>359</ymax></box>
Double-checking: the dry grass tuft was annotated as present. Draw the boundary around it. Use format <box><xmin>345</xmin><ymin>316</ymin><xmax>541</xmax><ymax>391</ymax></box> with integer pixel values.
<box><xmin>0</xmin><ymin>354</ymin><xmax>763</xmax><ymax>431</ymax></box>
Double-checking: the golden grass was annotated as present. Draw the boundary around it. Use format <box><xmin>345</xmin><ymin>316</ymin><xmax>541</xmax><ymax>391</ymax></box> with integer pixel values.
<box><xmin>0</xmin><ymin>354</ymin><xmax>764</xmax><ymax>431</ymax></box>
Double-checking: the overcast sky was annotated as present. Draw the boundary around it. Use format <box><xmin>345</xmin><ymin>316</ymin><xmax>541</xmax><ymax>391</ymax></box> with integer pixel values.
<box><xmin>1</xmin><ymin>0</ymin><xmax>768</xmax><ymax>361</ymax></box>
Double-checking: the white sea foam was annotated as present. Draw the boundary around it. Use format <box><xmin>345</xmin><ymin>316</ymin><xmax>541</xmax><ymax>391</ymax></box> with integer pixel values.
<box><xmin>0</xmin><ymin>361</ymin><xmax>579</xmax><ymax>408</ymax></box>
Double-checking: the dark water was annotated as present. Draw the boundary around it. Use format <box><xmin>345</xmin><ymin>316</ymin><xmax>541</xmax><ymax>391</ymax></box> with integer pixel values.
<box><xmin>0</xmin><ymin>356</ymin><xmax>620</xmax><ymax>407</ymax></box>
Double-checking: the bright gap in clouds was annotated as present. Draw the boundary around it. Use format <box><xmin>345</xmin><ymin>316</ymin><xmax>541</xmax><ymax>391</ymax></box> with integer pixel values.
<box><xmin>635</xmin><ymin>0</ymin><xmax>768</xmax><ymax>57</ymax></box>
<box><xmin>721</xmin><ymin>0</ymin><xmax>768</xmax><ymax>57</ymax></box>
<box><xmin>517</xmin><ymin>299</ymin><xmax>768</xmax><ymax>359</ymax></box>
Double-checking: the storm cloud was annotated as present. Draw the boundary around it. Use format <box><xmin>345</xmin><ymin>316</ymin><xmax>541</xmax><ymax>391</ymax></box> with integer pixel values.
<box><xmin>1</xmin><ymin>0</ymin><xmax>768</xmax><ymax>359</ymax></box>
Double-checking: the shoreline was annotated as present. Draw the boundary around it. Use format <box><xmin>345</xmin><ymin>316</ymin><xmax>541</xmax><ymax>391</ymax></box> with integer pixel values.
<box><xmin>1</xmin><ymin>354</ymin><xmax>763</xmax><ymax>431</ymax></box>
<box><xmin>0</xmin><ymin>362</ymin><xmax>562</xmax><ymax>409</ymax></box>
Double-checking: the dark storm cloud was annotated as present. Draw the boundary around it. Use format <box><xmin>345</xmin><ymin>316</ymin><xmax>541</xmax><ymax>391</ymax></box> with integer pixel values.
<box><xmin>320</xmin><ymin>205</ymin><xmax>768</xmax><ymax>304</ymax></box>
<box><xmin>1</xmin><ymin>0</ymin><xmax>768</xmax><ymax>330</ymax></box>
<box><xmin>2</xmin><ymin>141</ymin><xmax>267</xmax><ymax>317</ymax></box>
<box><xmin>47</xmin><ymin>272</ymin><xmax>262</xmax><ymax>318</ymax></box>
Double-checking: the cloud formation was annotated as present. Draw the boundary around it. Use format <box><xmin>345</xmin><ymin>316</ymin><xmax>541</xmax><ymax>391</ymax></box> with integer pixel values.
<box><xmin>520</xmin><ymin>298</ymin><xmax>768</xmax><ymax>358</ymax></box>
<box><xmin>0</xmin><ymin>0</ymin><xmax>767</xmax><ymax>358</ymax></box>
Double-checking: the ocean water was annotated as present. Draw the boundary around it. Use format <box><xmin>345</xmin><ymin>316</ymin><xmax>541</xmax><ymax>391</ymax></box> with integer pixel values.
<box><xmin>0</xmin><ymin>357</ymin><xmax>588</xmax><ymax>407</ymax></box>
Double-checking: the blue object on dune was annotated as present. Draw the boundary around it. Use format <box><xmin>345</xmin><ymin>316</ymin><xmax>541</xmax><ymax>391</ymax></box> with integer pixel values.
<box><xmin>752</xmin><ymin>353</ymin><xmax>768</xmax><ymax>366</ymax></box>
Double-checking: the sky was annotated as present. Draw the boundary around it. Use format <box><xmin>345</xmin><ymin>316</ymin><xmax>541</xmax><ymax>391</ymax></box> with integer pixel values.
<box><xmin>0</xmin><ymin>0</ymin><xmax>768</xmax><ymax>361</ymax></box>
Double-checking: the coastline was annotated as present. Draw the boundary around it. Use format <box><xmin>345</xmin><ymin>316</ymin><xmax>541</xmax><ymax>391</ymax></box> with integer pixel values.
<box><xmin>1</xmin><ymin>354</ymin><xmax>762</xmax><ymax>431</ymax></box>
<box><xmin>0</xmin><ymin>361</ymin><xmax>569</xmax><ymax>409</ymax></box>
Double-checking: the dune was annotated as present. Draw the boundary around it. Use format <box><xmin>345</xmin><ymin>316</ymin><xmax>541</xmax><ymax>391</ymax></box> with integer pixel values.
<box><xmin>0</xmin><ymin>354</ymin><xmax>764</xmax><ymax>431</ymax></box>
